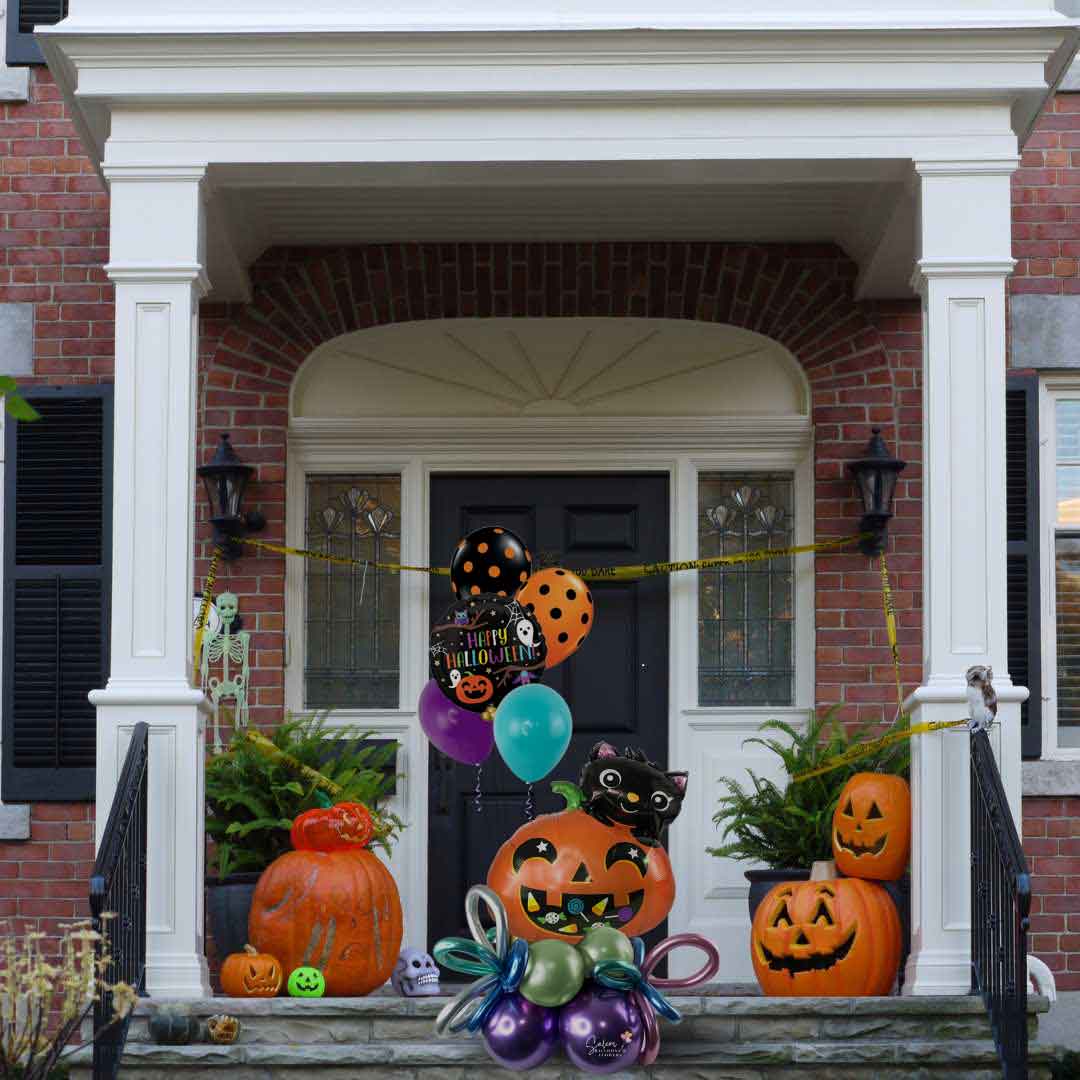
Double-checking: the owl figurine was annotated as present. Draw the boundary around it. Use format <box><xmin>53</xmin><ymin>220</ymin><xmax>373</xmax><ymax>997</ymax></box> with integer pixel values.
<box><xmin>965</xmin><ymin>665</ymin><xmax>998</xmax><ymax>734</ymax></box>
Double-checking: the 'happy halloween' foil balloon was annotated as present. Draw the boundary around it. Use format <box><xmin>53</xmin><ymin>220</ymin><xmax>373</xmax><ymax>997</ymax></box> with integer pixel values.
<box><xmin>430</xmin><ymin>595</ymin><xmax>547</xmax><ymax>714</ymax></box>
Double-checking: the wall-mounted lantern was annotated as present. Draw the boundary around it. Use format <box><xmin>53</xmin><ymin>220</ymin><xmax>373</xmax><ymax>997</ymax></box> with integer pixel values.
<box><xmin>847</xmin><ymin>428</ymin><xmax>907</xmax><ymax>557</ymax></box>
<box><xmin>197</xmin><ymin>433</ymin><xmax>266</xmax><ymax>559</ymax></box>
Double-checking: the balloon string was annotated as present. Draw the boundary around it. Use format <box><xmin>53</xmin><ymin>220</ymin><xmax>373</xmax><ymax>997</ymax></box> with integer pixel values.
<box><xmin>524</xmin><ymin>783</ymin><xmax>534</xmax><ymax>820</ymax></box>
<box><xmin>473</xmin><ymin>764</ymin><xmax>483</xmax><ymax>814</ymax></box>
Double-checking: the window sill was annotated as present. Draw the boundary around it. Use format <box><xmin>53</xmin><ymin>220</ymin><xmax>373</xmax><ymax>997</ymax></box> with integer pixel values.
<box><xmin>1022</xmin><ymin>758</ymin><xmax>1080</xmax><ymax>796</ymax></box>
<box><xmin>0</xmin><ymin>67</ymin><xmax>29</xmax><ymax>103</ymax></box>
<box><xmin>0</xmin><ymin>803</ymin><xmax>29</xmax><ymax>840</ymax></box>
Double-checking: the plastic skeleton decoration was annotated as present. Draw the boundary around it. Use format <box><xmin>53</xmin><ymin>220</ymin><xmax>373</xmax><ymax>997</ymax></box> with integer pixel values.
<box><xmin>200</xmin><ymin>592</ymin><xmax>250</xmax><ymax>751</ymax></box>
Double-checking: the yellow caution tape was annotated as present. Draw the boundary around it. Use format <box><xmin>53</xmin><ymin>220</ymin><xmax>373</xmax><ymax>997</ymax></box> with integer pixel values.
<box><xmin>242</xmin><ymin>730</ymin><xmax>342</xmax><ymax>796</ymax></box>
<box><xmin>192</xmin><ymin>547</ymin><xmax>222</xmax><ymax>686</ymax></box>
<box><xmin>239</xmin><ymin>532</ymin><xmax>868</xmax><ymax>582</ymax></box>
<box><xmin>880</xmin><ymin>553</ymin><xmax>906</xmax><ymax>722</ymax></box>
<box><xmin>791</xmin><ymin>719</ymin><xmax>968</xmax><ymax>783</ymax></box>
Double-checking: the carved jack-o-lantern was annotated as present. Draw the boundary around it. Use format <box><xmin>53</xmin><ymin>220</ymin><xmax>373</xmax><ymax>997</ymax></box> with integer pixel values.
<box><xmin>487</xmin><ymin>784</ymin><xmax>675</xmax><ymax>943</ymax></box>
<box><xmin>751</xmin><ymin>877</ymin><xmax>901</xmax><ymax>997</ymax></box>
<box><xmin>289</xmin><ymin>801</ymin><xmax>374</xmax><ymax>853</ymax></box>
<box><xmin>220</xmin><ymin>944</ymin><xmax>283</xmax><ymax>998</ymax></box>
<box><xmin>832</xmin><ymin>773</ymin><xmax>911</xmax><ymax>881</ymax></box>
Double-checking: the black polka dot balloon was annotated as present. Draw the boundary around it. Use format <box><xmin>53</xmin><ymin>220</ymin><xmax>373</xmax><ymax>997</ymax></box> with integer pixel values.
<box><xmin>450</xmin><ymin>526</ymin><xmax>533</xmax><ymax>601</ymax></box>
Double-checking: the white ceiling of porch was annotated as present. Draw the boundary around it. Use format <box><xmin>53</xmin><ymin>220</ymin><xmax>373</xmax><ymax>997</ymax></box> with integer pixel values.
<box><xmin>208</xmin><ymin>161</ymin><xmax>915</xmax><ymax>301</ymax></box>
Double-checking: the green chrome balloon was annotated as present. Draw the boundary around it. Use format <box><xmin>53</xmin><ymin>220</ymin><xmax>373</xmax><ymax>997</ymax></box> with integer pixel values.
<box><xmin>576</xmin><ymin>924</ymin><xmax>635</xmax><ymax>976</ymax></box>
<box><xmin>519</xmin><ymin>939</ymin><xmax>586</xmax><ymax>1008</ymax></box>
<box><xmin>287</xmin><ymin>966</ymin><xmax>326</xmax><ymax>998</ymax></box>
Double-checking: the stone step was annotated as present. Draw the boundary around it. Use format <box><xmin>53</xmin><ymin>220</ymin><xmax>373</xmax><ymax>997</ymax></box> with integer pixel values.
<box><xmin>70</xmin><ymin>995</ymin><xmax>1055</xmax><ymax>1079</ymax></box>
<box><xmin>119</xmin><ymin>993</ymin><xmax>1025</xmax><ymax>1047</ymax></box>
<box><xmin>71</xmin><ymin>1036</ymin><xmax>1057</xmax><ymax>1079</ymax></box>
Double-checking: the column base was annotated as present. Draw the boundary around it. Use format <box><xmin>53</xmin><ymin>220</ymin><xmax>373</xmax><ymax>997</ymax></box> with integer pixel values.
<box><xmin>903</xmin><ymin>947</ymin><xmax>971</xmax><ymax>996</ymax></box>
<box><xmin>146</xmin><ymin>950</ymin><xmax>212</xmax><ymax>999</ymax></box>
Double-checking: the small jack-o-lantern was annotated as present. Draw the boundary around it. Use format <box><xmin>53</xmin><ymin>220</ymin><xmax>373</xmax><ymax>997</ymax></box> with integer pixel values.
<box><xmin>487</xmin><ymin>783</ymin><xmax>675</xmax><ymax>943</ymax></box>
<box><xmin>220</xmin><ymin>944</ymin><xmax>283</xmax><ymax>998</ymax></box>
<box><xmin>456</xmin><ymin>673</ymin><xmax>494</xmax><ymax>706</ymax></box>
<box><xmin>751</xmin><ymin>877</ymin><xmax>900</xmax><ymax>997</ymax></box>
<box><xmin>832</xmin><ymin>773</ymin><xmax>911</xmax><ymax>881</ymax></box>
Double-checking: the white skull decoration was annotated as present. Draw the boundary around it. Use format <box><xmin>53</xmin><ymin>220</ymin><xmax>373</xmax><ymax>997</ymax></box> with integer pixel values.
<box><xmin>391</xmin><ymin>948</ymin><xmax>440</xmax><ymax>996</ymax></box>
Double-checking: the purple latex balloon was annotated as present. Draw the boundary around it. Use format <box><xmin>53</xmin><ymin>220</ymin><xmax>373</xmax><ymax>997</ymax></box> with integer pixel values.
<box><xmin>559</xmin><ymin>986</ymin><xmax>644</xmax><ymax>1074</ymax></box>
<box><xmin>481</xmin><ymin>993</ymin><xmax>559</xmax><ymax>1071</ymax></box>
<box><xmin>418</xmin><ymin>679</ymin><xmax>494</xmax><ymax>765</ymax></box>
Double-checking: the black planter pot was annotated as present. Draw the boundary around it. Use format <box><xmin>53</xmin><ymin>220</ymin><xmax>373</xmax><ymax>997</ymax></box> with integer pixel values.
<box><xmin>206</xmin><ymin>872</ymin><xmax>262</xmax><ymax>960</ymax></box>
<box><xmin>745</xmin><ymin>867</ymin><xmax>810</xmax><ymax>921</ymax></box>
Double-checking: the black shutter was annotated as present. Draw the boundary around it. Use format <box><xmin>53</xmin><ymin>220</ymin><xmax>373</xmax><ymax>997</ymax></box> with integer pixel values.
<box><xmin>7</xmin><ymin>0</ymin><xmax>68</xmax><ymax>66</ymax></box>
<box><xmin>1006</xmin><ymin>375</ymin><xmax>1042</xmax><ymax>759</ymax></box>
<box><xmin>3</xmin><ymin>386</ymin><xmax>111</xmax><ymax>801</ymax></box>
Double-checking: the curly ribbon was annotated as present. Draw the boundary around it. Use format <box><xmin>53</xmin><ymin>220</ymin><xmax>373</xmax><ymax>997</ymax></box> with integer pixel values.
<box><xmin>594</xmin><ymin>932</ymin><xmax>720</xmax><ymax>1066</ymax></box>
<box><xmin>433</xmin><ymin>885</ymin><xmax>529</xmax><ymax>1036</ymax></box>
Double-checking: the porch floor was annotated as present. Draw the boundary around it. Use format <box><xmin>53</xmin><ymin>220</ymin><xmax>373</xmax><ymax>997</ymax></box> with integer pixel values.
<box><xmin>71</xmin><ymin>993</ymin><xmax>1056</xmax><ymax>1078</ymax></box>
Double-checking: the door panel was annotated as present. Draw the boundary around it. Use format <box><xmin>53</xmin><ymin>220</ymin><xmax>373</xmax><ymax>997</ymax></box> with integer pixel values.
<box><xmin>428</xmin><ymin>473</ymin><xmax>669</xmax><ymax>951</ymax></box>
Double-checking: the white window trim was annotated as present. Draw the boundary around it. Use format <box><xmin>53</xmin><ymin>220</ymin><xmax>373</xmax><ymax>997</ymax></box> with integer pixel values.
<box><xmin>1038</xmin><ymin>376</ymin><xmax>1080</xmax><ymax>760</ymax></box>
<box><xmin>285</xmin><ymin>415</ymin><xmax>814</xmax><ymax>955</ymax></box>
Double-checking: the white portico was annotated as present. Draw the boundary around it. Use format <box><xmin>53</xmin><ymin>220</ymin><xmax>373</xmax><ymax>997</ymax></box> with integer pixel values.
<box><xmin>40</xmin><ymin>0</ymin><xmax>1078</xmax><ymax>998</ymax></box>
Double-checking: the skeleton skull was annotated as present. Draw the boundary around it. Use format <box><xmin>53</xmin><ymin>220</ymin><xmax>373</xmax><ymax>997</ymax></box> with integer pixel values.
<box><xmin>216</xmin><ymin>592</ymin><xmax>239</xmax><ymax>632</ymax></box>
<box><xmin>391</xmin><ymin>948</ymin><xmax>440</xmax><ymax>996</ymax></box>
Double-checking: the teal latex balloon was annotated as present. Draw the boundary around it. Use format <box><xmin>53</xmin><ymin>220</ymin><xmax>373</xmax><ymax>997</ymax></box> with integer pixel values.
<box><xmin>519</xmin><ymin>939</ymin><xmax>586</xmax><ymax>1008</ymax></box>
<box><xmin>576</xmin><ymin>924</ymin><xmax>635</xmax><ymax>976</ymax></box>
<box><xmin>494</xmin><ymin>684</ymin><xmax>572</xmax><ymax>783</ymax></box>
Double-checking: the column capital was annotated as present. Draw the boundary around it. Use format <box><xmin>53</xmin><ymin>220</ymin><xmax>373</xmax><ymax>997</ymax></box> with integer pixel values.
<box><xmin>913</xmin><ymin>157</ymin><xmax>1020</xmax><ymax>179</ymax></box>
<box><xmin>104</xmin><ymin>263</ymin><xmax>211</xmax><ymax>296</ymax></box>
<box><xmin>101</xmin><ymin>163</ymin><xmax>208</xmax><ymax>185</ymax></box>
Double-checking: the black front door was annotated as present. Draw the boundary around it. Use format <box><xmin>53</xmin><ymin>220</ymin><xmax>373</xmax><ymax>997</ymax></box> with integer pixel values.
<box><xmin>427</xmin><ymin>473</ymin><xmax>670</xmax><ymax>949</ymax></box>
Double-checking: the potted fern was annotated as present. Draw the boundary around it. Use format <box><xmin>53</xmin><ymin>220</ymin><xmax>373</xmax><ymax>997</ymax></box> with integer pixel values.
<box><xmin>204</xmin><ymin>711</ymin><xmax>402</xmax><ymax>961</ymax></box>
<box><xmin>708</xmin><ymin>708</ymin><xmax>909</xmax><ymax>918</ymax></box>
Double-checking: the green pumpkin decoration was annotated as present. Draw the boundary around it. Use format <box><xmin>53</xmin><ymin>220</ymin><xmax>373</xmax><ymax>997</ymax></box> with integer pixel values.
<box><xmin>148</xmin><ymin>1003</ymin><xmax>200</xmax><ymax>1045</ymax></box>
<box><xmin>287</xmin><ymin>966</ymin><xmax>326</xmax><ymax>998</ymax></box>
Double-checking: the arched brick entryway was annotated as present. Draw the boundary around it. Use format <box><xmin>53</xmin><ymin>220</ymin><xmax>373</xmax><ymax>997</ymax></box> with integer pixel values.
<box><xmin>197</xmin><ymin>242</ymin><xmax>922</xmax><ymax>728</ymax></box>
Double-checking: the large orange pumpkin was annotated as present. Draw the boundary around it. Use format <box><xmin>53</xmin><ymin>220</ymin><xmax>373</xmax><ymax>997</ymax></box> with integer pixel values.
<box><xmin>832</xmin><ymin>772</ymin><xmax>911</xmax><ymax>881</ymax></box>
<box><xmin>220</xmin><ymin>944</ymin><xmax>282</xmax><ymax>998</ymax></box>
<box><xmin>750</xmin><ymin>877</ymin><xmax>900</xmax><ymax>997</ymax></box>
<box><xmin>248</xmin><ymin>808</ymin><xmax>402</xmax><ymax>997</ymax></box>
<box><xmin>486</xmin><ymin>783</ymin><xmax>674</xmax><ymax>943</ymax></box>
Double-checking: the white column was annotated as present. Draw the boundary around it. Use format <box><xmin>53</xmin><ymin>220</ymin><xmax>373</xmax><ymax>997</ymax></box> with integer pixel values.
<box><xmin>903</xmin><ymin>158</ymin><xmax>1026</xmax><ymax>996</ymax></box>
<box><xmin>89</xmin><ymin>165</ymin><xmax>211</xmax><ymax>998</ymax></box>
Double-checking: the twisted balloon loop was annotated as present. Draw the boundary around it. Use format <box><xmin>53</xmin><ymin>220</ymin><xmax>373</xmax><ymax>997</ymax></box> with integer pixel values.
<box><xmin>594</xmin><ymin>932</ymin><xmax>720</xmax><ymax>1066</ymax></box>
<box><xmin>433</xmin><ymin>885</ymin><xmax>529</xmax><ymax>1036</ymax></box>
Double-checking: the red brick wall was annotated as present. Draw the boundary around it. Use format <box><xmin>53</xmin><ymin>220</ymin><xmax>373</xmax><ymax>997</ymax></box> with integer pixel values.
<box><xmin>1</xmin><ymin>69</ymin><xmax>110</xmax><ymax>945</ymax></box>
<box><xmin>197</xmin><ymin>243</ymin><xmax>922</xmax><ymax>732</ymax></box>
<box><xmin>1012</xmin><ymin>92</ymin><xmax>1080</xmax><ymax>296</ymax></box>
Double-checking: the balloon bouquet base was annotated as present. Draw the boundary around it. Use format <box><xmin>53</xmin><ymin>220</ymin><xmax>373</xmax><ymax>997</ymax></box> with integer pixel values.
<box><xmin>434</xmin><ymin>886</ymin><xmax>719</xmax><ymax>1074</ymax></box>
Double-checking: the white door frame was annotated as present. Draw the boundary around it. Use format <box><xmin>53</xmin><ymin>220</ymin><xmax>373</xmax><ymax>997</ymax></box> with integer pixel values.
<box><xmin>285</xmin><ymin>416</ymin><xmax>814</xmax><ymax>971</ymax></box>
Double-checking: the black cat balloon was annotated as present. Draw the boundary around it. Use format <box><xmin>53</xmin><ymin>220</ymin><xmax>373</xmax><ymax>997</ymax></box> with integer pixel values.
<box><xmin>579</xmin><ymin>742</ymin><xmax>688</xmax><ymax>848</ymax></box>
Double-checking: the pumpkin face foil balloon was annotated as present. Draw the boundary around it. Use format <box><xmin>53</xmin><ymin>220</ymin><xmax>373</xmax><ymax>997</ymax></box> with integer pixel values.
<box><xmin>832</xmin><ymin>772</ymin><xmax>911</xmax><ymax>881</ymax></box>
<box><xmin>751</xmin><ymin>877</ymin><xmax>901</xmax><ymax>997</ymax></box>
<box><xmin>486</xmin><ymin>782</ymin><xmax>675</xmax><ymax>943</ymax></box>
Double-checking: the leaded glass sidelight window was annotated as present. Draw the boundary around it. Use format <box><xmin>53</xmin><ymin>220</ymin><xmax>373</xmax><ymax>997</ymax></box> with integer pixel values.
<box><xmin>698</xmin><ymin>474</ymin><xmax>795</xmax><ymax>706</ymax></box>
<box><xmin>304</xmin><ymin>476</ymin><xmax>401</xmax><ymax>708</ymax></box>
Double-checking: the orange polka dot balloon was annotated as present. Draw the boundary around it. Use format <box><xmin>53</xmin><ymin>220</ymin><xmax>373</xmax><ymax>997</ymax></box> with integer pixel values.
<box><xmin>517</xmin><ymin>568</ymin><xmax>595</xmax><ymax>669</ymax></box>
<box><xmin>450</xmin><ymin>526</ymin><xmax>532</xmax><ymax>601</ymax></box>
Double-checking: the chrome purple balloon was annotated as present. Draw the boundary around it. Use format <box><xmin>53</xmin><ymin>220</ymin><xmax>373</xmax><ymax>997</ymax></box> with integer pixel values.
<box><xmin>559</xmin><ymin>986</ymin><xmax>644</xmax><ymax>1074</ymax></box>
<box><xmin>418</xmin><ymin>678</ymin><xmax>494</xmax><ymax>765</ymax></box>
<box><xmin>480</xmin><ymin>993</ymin><xmax>559</xmax><ymax>1071</ymax></box>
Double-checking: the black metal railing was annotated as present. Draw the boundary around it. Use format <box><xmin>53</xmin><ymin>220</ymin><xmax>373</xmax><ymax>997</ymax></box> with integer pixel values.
<box><xmin>90</xmin><ymin>721</ymin><xmax>149</xmax><ymax>1080</ymax></box>
<box><xmin>970</xmin><ymin>728</ymin><xmax>1031</xmax><ymax>1080</ymax></box>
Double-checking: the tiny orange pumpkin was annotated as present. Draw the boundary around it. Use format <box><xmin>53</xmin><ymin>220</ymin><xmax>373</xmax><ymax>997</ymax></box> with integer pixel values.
<box><xmin>220</xmin><ymin>944</ymin><xmax>283</xmax><ymax>998</ymax></box>
<box><xmin>832</xmin><ymin>772</ymin><xmax>911</xmax><ymax>881</ymax></box>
